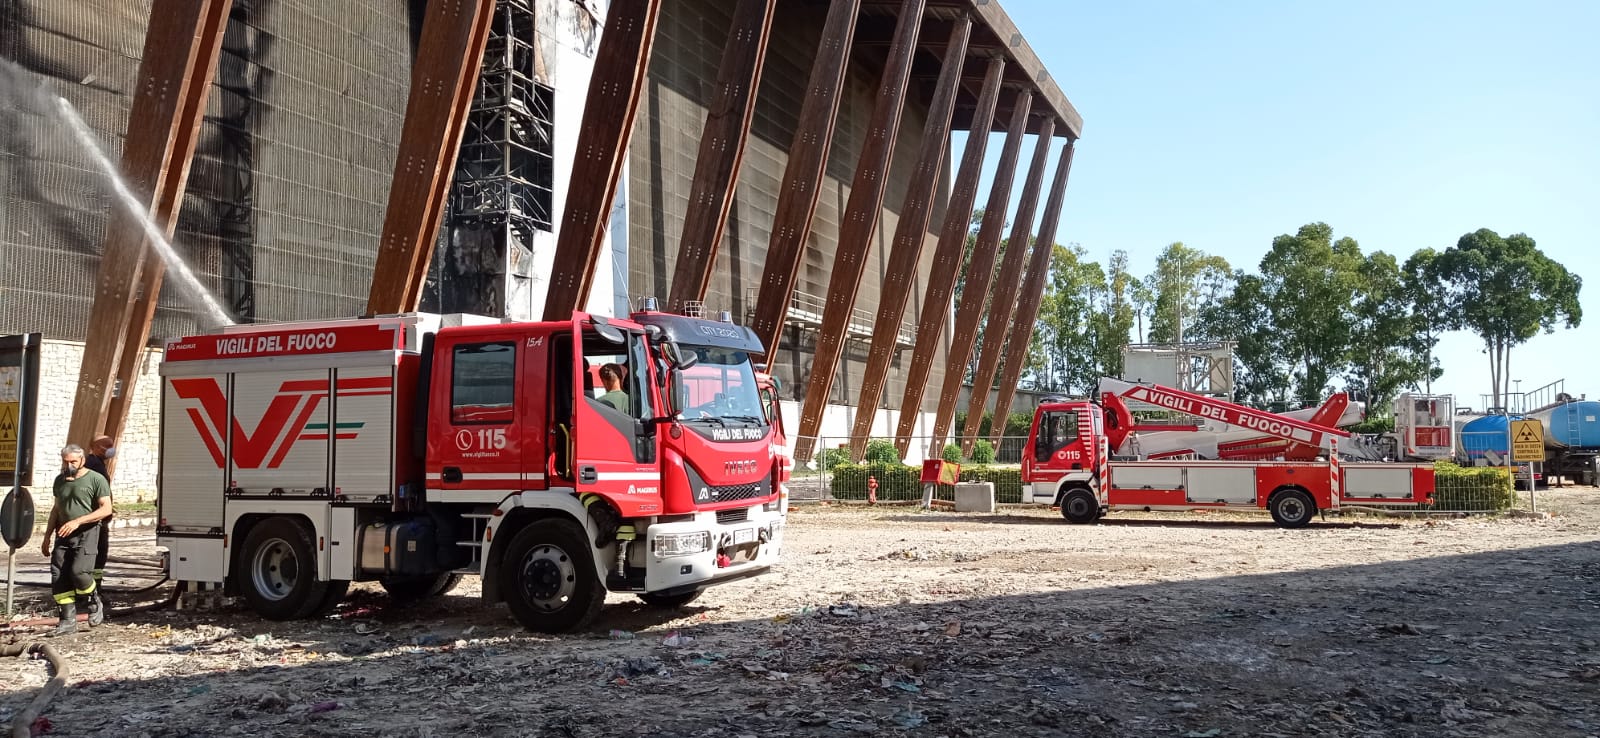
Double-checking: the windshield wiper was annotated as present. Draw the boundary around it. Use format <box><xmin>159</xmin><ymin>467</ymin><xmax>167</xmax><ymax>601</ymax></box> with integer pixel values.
<box><xmin>687</xmin><ymin>415</ymin><xmax>727</xmax><ymax>427</ymax></box>
<box><xmin>720</xmin><ymin>415</ymin><xmax>766</xmax><ymax>425</ymax></box>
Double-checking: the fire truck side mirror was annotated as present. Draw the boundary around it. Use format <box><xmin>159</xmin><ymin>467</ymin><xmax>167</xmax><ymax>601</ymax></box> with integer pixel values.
<box><xmin>593</xmin><ymin>322</ymin><xmax>627</xmax><ymax>345</ymax></box>
<box><xmin>662</xmin><ymin>342</ymin><xmax>699</xmax><ymax>371</ymax></box>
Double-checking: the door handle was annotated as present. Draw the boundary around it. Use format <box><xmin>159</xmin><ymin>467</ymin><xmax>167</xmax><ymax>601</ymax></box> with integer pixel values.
<box><xmin>442</xmin><ymin>467</ymin><xmax>463</xmax><ymax>483</ymax></box>
<box><xmin>579</xmin><ymin>465</ymin><xmax>598</xmax><ymax>484</ymax></box>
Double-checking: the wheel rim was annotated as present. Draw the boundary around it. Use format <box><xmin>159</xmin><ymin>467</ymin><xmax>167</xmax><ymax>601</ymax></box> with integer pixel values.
<box><xmin>250</xmin><ymin>537</ymin><xmax>299</xmax><ymax>602</ymax></box>
<box><xmin>520</xmin><ymin>543</ymin><xmax>577</xmax><ymax>612</ymax></box>
<box><xmin>1279</xmin><ymin>496</ymin><xmax>1308</xmax><ymax>522</ymax></box>
<box><xmin>1067</xmin><ymin>496</ymin><xmax>1092</xmax><ymax>518</ymax></box>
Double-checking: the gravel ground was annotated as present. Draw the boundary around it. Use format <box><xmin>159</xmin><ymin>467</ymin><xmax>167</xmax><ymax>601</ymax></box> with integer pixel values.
<box><xmin>4</xmin><ymin>489</ymin><xmax>1599</xmax><ymax>737</ymax></box>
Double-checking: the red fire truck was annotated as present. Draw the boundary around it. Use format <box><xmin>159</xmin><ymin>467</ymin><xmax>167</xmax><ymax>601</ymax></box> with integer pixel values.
<box><xmin>156</xmin><ymin>302</ymin><xmax>786</xmax><ymax>632</ymax></box>
<box><xmin>1021</xmin><ymin>381</ymin><xmax>1435</xmax><ymax>528</ymax></box>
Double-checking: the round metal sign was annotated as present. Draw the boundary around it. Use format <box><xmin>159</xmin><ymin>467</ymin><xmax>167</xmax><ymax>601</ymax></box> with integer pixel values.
<box><xmin>1</xmin><ymin>486</ymin><xmax>35</xmax><ymax>550</ymax></box>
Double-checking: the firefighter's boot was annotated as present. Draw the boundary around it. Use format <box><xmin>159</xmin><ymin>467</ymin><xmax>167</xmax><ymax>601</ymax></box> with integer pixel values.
<box><xmin>86</xmin><ymin>591</ymin><xmax>105</xmax><ymax>627</ymax></box>
<box><xmin>49</xmin><ymin>602</ymin><xmax>78</xmax><ymax>637</ymax></box>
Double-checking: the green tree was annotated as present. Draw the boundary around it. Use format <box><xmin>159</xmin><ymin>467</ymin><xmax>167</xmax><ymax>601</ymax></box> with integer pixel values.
<box><xmin>1257</xmin><ymin>223</ymin><xmax>1364</xmax><ymax>406</ymax></box>
<box><xmin>1092</xmin><ymin>250</ymin><xmax>1138</xmax><ymax>382</ymax></box>
<box><xmin>1401</xmin><ymin>248</ymin><xmax>1449</xmax><ymax>395</ymax></box>
<box><xmin>1032</xmin><ymin>244</ymin><xmax>1104</xmax><ymax>394</ymax></box>
<box><xmin>1144</xmin><ymin>242</ymin><xmax>1232</xmax><ymax>345</ymax></box>
<box><xmin>1433</xmin><ymin>229</ymin><xmax>1582</xmax><ymax>411</ymax></box>
<box><xmin>1194</xmin><ymin>271</ymin><xmax>1291</xmax><ymax>406</ymax></box>
<box><xmin>1345</xmin><ymin>251</ymin><xmax>1431</xmax><ymax>418</ymax></box>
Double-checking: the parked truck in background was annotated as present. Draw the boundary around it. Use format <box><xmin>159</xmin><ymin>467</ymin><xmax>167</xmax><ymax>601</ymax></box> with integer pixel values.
<box><xmin>156</xmin><ymin>300</ymin><xmax>785</xmax><ymax>632</ymax></box>
<box><xmin>1021</xmin><ymin>380</ymin><xmax>1435</xmax><ymax>529</ymax></box>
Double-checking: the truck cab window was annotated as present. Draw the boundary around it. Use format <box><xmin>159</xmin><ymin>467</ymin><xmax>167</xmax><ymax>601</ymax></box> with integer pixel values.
<box><xmin>451</xmin><ymin>342</ymin><xmax>515</xmax><ymax>424</ymax></box>
<box><xmin>1037</xmin><ymin>410</ymin><xmax>1079</xmax><ymax>460</ymax></box>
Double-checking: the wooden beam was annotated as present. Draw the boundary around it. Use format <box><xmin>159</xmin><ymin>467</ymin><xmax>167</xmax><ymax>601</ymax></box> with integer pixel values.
<box><xmin>887</xmin><ymin>57</ymin><xmax>1005</xmax><ymax>458</ymax></box>
<box><xmin>69</xmin><ymin>0</ymin><xmax>233</xmax><ymax>448</ymax></box>
<box><xmin>542</xmin><ymin>0</ymin><xmax>663</xmax><ymax>320</ymax></box>
<box><xmin>844</xmin><ymin>18</ymin><xmax>973</xmax><ymax>462</ymax></box>
<box><xmin>987</xmin><ymin>141</ymin><xmax>1075</xmax><ymax>447</ymax></box>
<box><xmin>365</xmin><ymin>0</ymin><xmax>495</xmax><ymax>315</ymax></box>
<box><xmin>793</xmin><ymin>0</ymin><xmax>926</xmax><ymax>461</ymax></box>
<box><xmin>665</xmin><ymin>0</ymin><xmax>777</xmax><ymax>312</ymax></box>
<box><xmin>918</xmin><ymin>91</ymin><xmax>1033</xmax><ymax>452</ymax></box>
<box><xmin>749</xmin><ymin>0</ymin><xmax>862</xmax><ymax>358</ymax></box>
<box><xmin>957</xmin><ymin>117</ymin><xmax>1056</xmax><ymax>454</ymax></box>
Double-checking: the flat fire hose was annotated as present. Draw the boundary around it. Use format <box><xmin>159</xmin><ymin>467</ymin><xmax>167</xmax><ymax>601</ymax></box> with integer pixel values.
<box><xmin>0</xmin><ymin>643</ymin><xmax>68</xmax><ymax>738</ymax></box>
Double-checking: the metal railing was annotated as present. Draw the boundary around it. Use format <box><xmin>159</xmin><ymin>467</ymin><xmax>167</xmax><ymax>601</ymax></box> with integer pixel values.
<box><xmin>744</xmin><ymin>289</ymin><xmax>916</xmax><ymax>349</ymax></box>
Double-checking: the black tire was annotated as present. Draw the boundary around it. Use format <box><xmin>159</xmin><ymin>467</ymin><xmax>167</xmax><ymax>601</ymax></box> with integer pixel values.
<box><xmin>500</xmin><ymin>519</ymin><xmax>606</xmax><ymax>633</ymax></box>
<box><xmin>235</xmin><ymin>517</ymin><xmax>331</xmax><ymax>620</ymax></box>
<box><xmin>639</xmin><ymin>588</ymin><xmax>703</xmax><ymax>608</ymax></box>
<box><xmin>1269</xmin><ymin>488</ymin><xmax>1316</xmax><ymax>529</ymax></box>
<box><xmin>380</xmin><ymin>572</ymin><xmax>464</xmax><ymax>604</ymax></box>
<box><xmin>1059</xmin><ymin>488</ymin><xmax>1100</xmax><ymax>524</ymax></box>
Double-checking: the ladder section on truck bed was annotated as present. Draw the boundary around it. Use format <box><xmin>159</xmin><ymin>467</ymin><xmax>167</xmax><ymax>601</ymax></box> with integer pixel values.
<box><xmin>1100</xmin><ymin>378</ymin><xmax>1351</xmax><ymax>454</ymax></box>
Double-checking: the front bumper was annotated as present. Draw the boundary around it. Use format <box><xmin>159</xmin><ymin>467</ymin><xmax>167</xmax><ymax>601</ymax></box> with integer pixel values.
<box><xmin>642</xmin><ymin>504</ymin><xmax>785</xmax><ymax>593</ymax></box>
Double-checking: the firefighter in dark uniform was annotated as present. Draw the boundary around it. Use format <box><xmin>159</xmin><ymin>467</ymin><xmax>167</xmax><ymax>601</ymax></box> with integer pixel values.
<box><xmin>41</xmin><ymin>444</ymin><xmax>113</xmax><ymax>636</ymax></box>
<box><xmin>83</xmin><ymin>435</ymin><xmax>116</xmax><ymax>611</ymax></box>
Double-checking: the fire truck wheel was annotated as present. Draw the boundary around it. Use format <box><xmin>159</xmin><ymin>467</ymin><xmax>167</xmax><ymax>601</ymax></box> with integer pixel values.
<box><xmin>502</xmin><ymin>519</ymin><xmax>606</xmax><ymax>633</ymax></box>
<box><xmin>236</xmin><ymin>517</ymin><xmax>332</xmax><ymax>620</ymax></box>
<box><xmin>1269</xmin><ymin>488</ymin><xmax>1316</xmax><ymax>529</ymax></box>
<box><xmin>1059</xmin><ymin>489</ymin><xmax>1100</xmax><ymax>524</ymax></box>
<box><xmin>380</xmin><ymin>573</ymin><xmax>464</xmax><ymax>603</ymax></box>
<box><xmin>639</xmin><ymin>588</ymin><xmax>704</xmax><ymax>608</ymax></box>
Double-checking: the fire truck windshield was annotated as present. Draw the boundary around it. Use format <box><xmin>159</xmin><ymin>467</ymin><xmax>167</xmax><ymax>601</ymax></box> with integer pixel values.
<box><xmin>675</xmin><ymin>347</ymin><xmax>767</xmax><ymax>429</ymax></box>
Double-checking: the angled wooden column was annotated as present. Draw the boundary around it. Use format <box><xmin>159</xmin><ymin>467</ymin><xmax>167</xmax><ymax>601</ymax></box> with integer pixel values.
<box><xmin>987</xmin><ymin>141</ymin><xmax>1075</xmax><ymax>447</ymax></box>
<box><xmin>366</xmin><ymin>0</ymin><xmax>496</xmax><ymax>314</ymax></box>
<box><xmin>957</xmin><ymin>117</ymin><xmax>1056</xmax><ymax>454</ymax></box>
<box><xmin>665</xmin><ymin>0</ymin><xmax>777</xmax><ymax>312</ymax></box>
<box><xmin>886</xmin><ymin>57</ymin><xmax>1005</xmax><ymax>458</ymax></box>
<box><xmin>69</xmin><ymin>0</ymin><xmax>233</xmax><ymax>447</ymax></box>
<box><xmin>793</xmin><ymin>0</ymin><xmax>926</xmax><ymax>461</ymax></box>
<box><xmin>542</xmin><ymin>0</ymin><xmax>663</xmax><ymax>320</ymax></box>
<box><xmin>749</xmin><ymin>0</ymin><xmax>861</xmax><ymax>357</ymax></box>
<box><xmin>918</xmin><ymin>91</ymin><xmax>1034</xmax><ymax>452</ymax></box>
<box><xmin>844</xmin><ymin>19</ymin><xmax>973</xmax><ymax>462</ymax></box>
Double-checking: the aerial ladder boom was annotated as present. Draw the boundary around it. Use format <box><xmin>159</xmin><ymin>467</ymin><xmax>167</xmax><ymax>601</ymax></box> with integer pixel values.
<box><xmin>1098</xmin><ymin>378</ymin><xmax>1352</xmax><ymax>459</ymax></box>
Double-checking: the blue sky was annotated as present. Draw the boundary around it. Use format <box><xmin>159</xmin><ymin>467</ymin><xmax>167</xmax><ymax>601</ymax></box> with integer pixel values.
<box><xmin>956</xmin><ymin>0</ymin><xmax>1599</xmax><ymax>410</ymax></box>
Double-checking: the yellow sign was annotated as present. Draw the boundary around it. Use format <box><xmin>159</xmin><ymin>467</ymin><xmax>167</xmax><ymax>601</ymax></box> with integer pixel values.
<box><xmin>0</xmin><ymin>401</ymin><xmax>16</xmax><ymax>473</ymax></box>
<box><xmin>1511</xmin><ymin>419</ymin><xmax>1544</xmax><ymax>462</ymax></box>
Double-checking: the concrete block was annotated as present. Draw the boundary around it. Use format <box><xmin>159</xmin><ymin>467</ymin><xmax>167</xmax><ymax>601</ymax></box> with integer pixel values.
<box><xmin>953</xmin><ymin>482</ymin><xmax>995</xmax><ymax>513</ymax></box>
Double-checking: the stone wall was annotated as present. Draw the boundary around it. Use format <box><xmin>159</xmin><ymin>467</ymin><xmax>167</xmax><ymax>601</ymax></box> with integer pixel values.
<box><xmin>27</xmin><ymin>340</ymin><xmax>162</xmax><ymax>508</ymax></box>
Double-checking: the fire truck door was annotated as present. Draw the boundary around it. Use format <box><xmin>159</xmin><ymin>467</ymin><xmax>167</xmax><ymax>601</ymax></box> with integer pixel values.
<box><xmin>568</xmin><ymin>322</ymin><xmax>661</xmax><ymax>516</ymax></box>
<box><xmin>430</xmin><ymin>338</ymin><xmax>523</xmax><ymax>497</ymax></box>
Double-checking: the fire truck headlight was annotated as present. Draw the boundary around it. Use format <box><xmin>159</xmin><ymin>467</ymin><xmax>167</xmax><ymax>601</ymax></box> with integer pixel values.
<box><xmin>652</xmin><ymin>532</ymin><xmax>711</xmax><ymax>558</ymax></box>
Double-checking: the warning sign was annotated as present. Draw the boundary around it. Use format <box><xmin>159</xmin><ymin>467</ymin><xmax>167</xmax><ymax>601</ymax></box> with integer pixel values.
<box><xmin>0</xmin><ymin>401</ymin><xmax>16</xmax><ymax>473</ymax></box>
<box><xmin>1511</xmin><ymin>419</ymin><xmax>1544</xmax><ymax>462</ymax></box>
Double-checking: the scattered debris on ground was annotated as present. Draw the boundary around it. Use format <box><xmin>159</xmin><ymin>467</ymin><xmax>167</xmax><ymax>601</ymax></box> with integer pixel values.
<box><xmin>3</xmin><ymin>489</ymin><xmax>1598</xmax><ymax>737</ymax></box>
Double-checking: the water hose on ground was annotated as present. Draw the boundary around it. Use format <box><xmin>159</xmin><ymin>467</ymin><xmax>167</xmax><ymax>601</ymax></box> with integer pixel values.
<box><xmin>0</xmin><ymin>643</ymin><xmax>68</xmax><ymax>738</ymax></box>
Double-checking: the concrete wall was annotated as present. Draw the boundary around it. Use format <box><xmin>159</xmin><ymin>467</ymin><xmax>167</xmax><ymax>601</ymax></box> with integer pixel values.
<box><xmin>24</xmin><ymin>341</ymin><xmax>162</xmax><ymax>508</ymax></box>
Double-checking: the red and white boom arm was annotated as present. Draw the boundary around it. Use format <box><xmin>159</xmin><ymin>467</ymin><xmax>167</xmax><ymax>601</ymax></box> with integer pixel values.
<box><xmin>1099</xmin><ymin>378</ymin><xmax>1351</xmax><ymax>457</ymax></box>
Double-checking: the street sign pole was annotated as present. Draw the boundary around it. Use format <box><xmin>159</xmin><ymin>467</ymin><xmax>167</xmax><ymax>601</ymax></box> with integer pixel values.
<box><xmin>5</xmin><ymin>546</ymin><xmax>14</xmax><ymax>620</ymax></box>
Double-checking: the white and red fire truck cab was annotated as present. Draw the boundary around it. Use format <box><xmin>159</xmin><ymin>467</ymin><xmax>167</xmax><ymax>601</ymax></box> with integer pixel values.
<box><xmin>157</xmin><ymin>306</ymin><xmax>786</xmax><ymax>632</ymax></box>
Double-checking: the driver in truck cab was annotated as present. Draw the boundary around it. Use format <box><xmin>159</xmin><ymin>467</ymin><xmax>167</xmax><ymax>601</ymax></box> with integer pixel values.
<box><xmin>598</xmin><ymin>363</ymin><xmax>629</xmax><ymax>412</ymax></box>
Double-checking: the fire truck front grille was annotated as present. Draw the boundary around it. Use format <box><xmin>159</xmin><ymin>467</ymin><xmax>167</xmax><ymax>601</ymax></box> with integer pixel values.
<box><xmin>713</xmin><ymin>483</ymin><xmax>765</xmax><ymax>503</ymax></box>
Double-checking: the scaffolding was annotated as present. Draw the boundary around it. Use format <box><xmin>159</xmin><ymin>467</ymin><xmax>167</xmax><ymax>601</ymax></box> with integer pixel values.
<box><xmin>429</xmin><ymin>0</ymin><xmax>555</xmax><ymax>318</ymax></box>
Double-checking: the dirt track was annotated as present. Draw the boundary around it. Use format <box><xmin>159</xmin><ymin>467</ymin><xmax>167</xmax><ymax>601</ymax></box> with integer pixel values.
<box><xmin>4</xmin><ymin>490</ymin><xmax>1600</xmax><ymax>737</ymax></box>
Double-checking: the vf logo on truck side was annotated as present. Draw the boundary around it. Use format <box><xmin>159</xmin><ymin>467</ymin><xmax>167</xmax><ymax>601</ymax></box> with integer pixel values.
<box><xmin>169</xmin><ymin>377</ymin><xmax>392</xmax><ymax>469</ymax></box>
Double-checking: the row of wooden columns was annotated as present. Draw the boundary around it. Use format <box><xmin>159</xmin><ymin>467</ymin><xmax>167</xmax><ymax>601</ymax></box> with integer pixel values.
<box><xmin>70</xmin><ymin>0</ymin><xmax>1076</xmax><ymax>463</ymax></box>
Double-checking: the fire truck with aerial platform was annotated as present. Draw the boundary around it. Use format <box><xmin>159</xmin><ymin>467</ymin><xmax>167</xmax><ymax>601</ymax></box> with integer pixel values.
<box><xmin>156</xmin><ymin>300</ymin><xmax>786</xmax><ymax>632</ymax></box>
<box><xmin>1021</xmin><ymin>380</ymin><xmax>1435</xmax><ymax>528</ymax></box>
